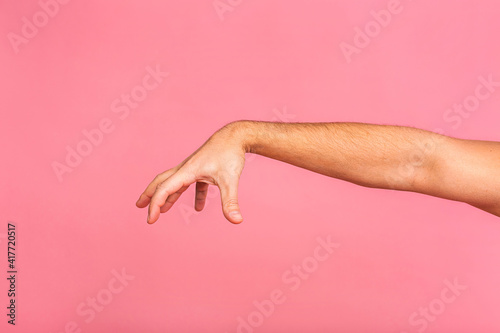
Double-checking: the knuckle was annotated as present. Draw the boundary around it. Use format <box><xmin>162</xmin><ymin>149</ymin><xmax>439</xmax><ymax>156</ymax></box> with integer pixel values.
<box><xmin>203</xmin><ymin>161</ymin><xmax>219</xmax><ymax>175</ymax></box>
<box><xmin>219</xmin><ymin>179</ymin><xmax>237</xmax><ymax>193</ymax></box>
<box><xmin>223</xmin><ymin>198</ymin><xmax>239</xmax><ymax>210</ymax></box>
<box><xmin>227</xmin><ymin>159</ymin><xmax>242</xmax><ymax>174</ymax></box>
<box><xmin>153</xmin><ymin>168</ymin><xmax>175</xmax><ymax>183</ymax></box>
<box><xmin>156</xmin><ymin>182</ymin><xmax>169</xmax><ymax>191</ymax></box>
<box><xmin>166</xmin><ymin>194</ymin><xmax>178</xmax><ymax>203</ymax></box>
<box><xmin>196</xmin><ymin>184</ymin><xmax>208</xmax><ymax>193</ymax></box>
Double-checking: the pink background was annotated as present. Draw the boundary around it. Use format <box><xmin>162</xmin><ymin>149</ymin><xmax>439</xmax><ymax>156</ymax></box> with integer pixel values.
<box><xmin>1</xmin><ymin>0</ymin><xmax>500</xmax><ymax>332</ymax></box>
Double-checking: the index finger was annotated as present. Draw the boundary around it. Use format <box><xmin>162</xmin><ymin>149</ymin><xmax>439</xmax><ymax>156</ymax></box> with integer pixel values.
<box><xmin>148</xmin><ymin>172</ymin><xmax>194</xmax><ymax>224</ymax></box>
<box><xmin>136</xmin><ymin>169</ymin><xmax>177</xmax><ymax>208</ymax></box>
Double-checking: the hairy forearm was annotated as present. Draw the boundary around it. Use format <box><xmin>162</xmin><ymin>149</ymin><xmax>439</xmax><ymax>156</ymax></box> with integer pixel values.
<box><xmin>225</xmin><ymin>120</ymin><xmax>500</xmax><ymax>217</ymax></box>
<box><xmin>229</xmin><ymin>120</ymin><xmax>445</xmax><ymax>191</ymax></box>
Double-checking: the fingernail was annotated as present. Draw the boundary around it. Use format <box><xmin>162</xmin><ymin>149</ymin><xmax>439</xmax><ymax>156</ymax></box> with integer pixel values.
<box><xmin>229</xmin><ymin>211</ymin><xmax>243</xmax><ymax>222</ymax></box>
<box><xmin>147</xmin><ymin>215</ymin><xmax>150</xmax><ymax>223</ymax></box>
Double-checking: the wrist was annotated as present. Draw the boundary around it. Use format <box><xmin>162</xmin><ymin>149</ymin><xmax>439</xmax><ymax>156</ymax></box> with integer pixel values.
<box><xmin>223</xmin><ymin>120</ymin><xmax>257</xmax><ymax>154</ymax></box>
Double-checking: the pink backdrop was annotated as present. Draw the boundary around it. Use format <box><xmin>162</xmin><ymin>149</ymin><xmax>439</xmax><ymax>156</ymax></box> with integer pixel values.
<box><xmin>1</xmin><ymin>0</ymin><xmax>500</xmax><ymax>332</ymax></box>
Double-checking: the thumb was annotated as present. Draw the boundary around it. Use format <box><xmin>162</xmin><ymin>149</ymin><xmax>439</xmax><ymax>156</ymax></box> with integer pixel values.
<box><xmin>218</xmin><ymin>176</ymin><xmax>243</xmax><ymax>224</ymax></box>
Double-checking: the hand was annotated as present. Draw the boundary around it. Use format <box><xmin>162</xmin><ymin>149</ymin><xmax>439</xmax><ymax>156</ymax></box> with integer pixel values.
<box><xmin>135</xmin><ymin>122</ymin><xmax>247</xmax><ymax>224</ymax></box>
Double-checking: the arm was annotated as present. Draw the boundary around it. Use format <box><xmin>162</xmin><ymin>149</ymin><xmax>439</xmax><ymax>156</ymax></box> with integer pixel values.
<box><xmin>136</xmin><ymin>120</ymin><xmax>500</xmax><ymax>224</ymax></box>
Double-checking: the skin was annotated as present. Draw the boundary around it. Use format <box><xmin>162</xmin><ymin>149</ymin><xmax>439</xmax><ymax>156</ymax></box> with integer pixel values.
<box><xmin>136</xmin><ymin>120</ymin><xmax>500</xmax><ymax>224</ymax></box>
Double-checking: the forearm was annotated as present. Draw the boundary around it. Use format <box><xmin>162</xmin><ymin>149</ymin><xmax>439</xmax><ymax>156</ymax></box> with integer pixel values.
<box><xmin>230</xmin><ymin>120</ymin><xmax>447</xmax><ymax>193</ymax></box>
